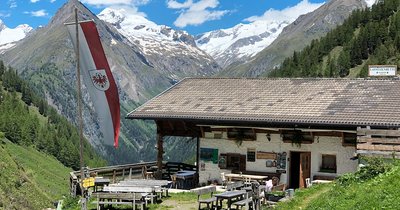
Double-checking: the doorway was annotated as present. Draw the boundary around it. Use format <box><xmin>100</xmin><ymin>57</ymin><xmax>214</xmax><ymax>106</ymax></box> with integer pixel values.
<box><xmin>289</xmin><ymin>151</ymin><xmax>311</xmax><ymax>189</ymax></box>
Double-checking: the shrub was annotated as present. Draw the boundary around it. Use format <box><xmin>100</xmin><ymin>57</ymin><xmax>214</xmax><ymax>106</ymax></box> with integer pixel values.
<box><xmin>338</xmin><ymin>157</ymin><xmax>391</xmax><ymax>186</ymax></box>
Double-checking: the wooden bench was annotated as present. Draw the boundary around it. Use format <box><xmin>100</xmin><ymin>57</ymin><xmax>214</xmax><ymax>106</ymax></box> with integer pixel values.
<box><xmin>190</xmin><ymin>185</ymin><xmax>217</xmax><ymax>210</ymax></box>
<box><xmin>226</xmin><ymin>181</ymin><xmax>244</xmax><ymax>191</ymax></box>
<box><xmin>231</xmin><ymin>191</ymin><xmax>254</xmax><ymax>210</ymax></box>
<box><xmin>92</xmin><ymin>192</ymin><xmax>145</xmax><ymax>210</ymax></box>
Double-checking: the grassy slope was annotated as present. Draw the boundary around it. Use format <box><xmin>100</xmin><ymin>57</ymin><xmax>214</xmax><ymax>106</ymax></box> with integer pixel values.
<box><xmin>276</xmin><ymin>162</ymin><xmax>400</xmax><ymax>210</ymax></box>
<box><xmin>0</xmin><ymin>138</ymin><xmax>71</xmax><ymax>209</ymax></box>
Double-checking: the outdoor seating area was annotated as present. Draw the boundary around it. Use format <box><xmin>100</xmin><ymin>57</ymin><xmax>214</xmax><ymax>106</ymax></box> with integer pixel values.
<box><xmin>190</xmin><ymin>177</ymin><xmax>290</xmax><ymax>210</ymax></box>
<box><xmin>90</xmin><ymin>179</ymin><xmax>171</xmax><ymax>209</ymax></box>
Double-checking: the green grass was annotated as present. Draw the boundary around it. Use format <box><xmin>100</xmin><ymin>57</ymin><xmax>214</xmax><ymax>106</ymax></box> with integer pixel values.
<box><xmin>0</xmin><ymin>138</ymin><xmax>71</xmax><ymax>209</ymax></box>
<box><xmin>276</xmin><ymin>160</ymin><xmax>400</xmax><ymax>210</ymax></box>
<box><xmin>147</xmin><ymin>192</ymin><xmax>198</xmax><ymax>210</ymax></box>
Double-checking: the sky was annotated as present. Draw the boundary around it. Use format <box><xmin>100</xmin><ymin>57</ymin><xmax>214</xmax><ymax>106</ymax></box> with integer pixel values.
<box><xmin>0</xmin><ymin>0</ymin><xmax>325</xmax><ymax>35</ymax></box>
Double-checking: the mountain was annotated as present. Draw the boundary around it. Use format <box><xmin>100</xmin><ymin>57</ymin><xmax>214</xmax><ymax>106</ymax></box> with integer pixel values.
<box><xmin>98</xmin><ymin>7</ymin><xmax>216</xmax><ymax>77</ymax></box>
<box><xmin>0</xmin><ymin>0</ymin><xmax>217</xmax><ymax>164</ymax></box>
<box><xmin>195</xmin><ymin>0</ymin><xmax>323</xmax><ymax>68</ymax></box>
<box><xmin>269</xmin><ymin>0</ymin><xmax>400</xmax><ymax>78</ymax></box>
<box><xmin>220</xmin><ymin>0</ymin><xmax>373</xmax><ymax>77</ymax></box>
<box><xmin>0</xmin><ymin>19</ymin><xmax>33</xmax><ymax>53</ymax></box>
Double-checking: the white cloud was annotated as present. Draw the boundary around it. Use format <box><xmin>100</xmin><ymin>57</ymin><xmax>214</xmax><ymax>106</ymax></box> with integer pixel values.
<box><xmin>50</xmin><ymin>0</ymin><xmax>56</xmax><ymax>3</ymax></box>
<box><xmin>245</xmin><ymin>0</ymin><xmax>324</xmax><ymax>23</ymax></box>
<box><xmin>0</xmin><ymin>12</ymin><xmax>11</xmax><ymax>18</ymax></box>
<box><xmin>167</xmin><ymin>0</ymin><xmax>228</xmax><ymax>28</ymax></box>
<box><xmin>30</xmin><ymin>0</ymin><xmax>40</xmax><ymax>3</ymax></box>
<box><xmin>167</xmin><ymin>0</ymin><xmax>192</xmax><ymax>9</ymax></box>
<box><xmin>24</xmin><ymin>9</ymin><xmax>48</xmax><ymax>17</ymax></box>
<box><xmin>8</xmin><ymin>0</ymin><xmax>17</xmax><ymax>8</ymax></box>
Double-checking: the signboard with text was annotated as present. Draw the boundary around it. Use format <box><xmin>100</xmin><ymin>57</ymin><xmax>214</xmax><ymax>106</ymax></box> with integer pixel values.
<box><xmin>368</xmin><ymin>65</ymin><xmax>397</xmax><ymax>77</ymax></box>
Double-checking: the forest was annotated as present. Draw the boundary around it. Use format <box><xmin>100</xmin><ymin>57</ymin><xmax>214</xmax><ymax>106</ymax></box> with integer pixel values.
<box><xmin>269</xmin><ymin>0</ymin><xmax>400</xmax><ymax>78</ymax></box>
<box><xmin>0</xmin><ymin>60</ymin><xmax>105</xmax><ymax>170</ymax></box>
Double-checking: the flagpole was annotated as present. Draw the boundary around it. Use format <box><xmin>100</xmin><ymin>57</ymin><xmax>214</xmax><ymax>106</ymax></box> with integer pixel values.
<box><xmin>74</xmin><ymin>7</ymin><xmax>87</xmax><ymax>210</ymax></box>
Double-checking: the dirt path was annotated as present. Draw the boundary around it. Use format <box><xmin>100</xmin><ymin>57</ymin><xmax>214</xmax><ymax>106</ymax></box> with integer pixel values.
<box><xmin>297</xmin><ymin>186</ymin><xmax>330</xmax><ymax>209</ymax></box>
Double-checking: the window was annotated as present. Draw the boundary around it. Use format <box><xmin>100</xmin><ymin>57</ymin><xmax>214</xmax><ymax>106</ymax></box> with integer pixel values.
<box><xmin>320</xmin><ymin>154</ymin><xmax>337</xmax><ymax>173</ymax></box>
<box><xmin>227</xmin><ymin>128</ymin><xmax>256</xmax><ymax>140</ymax></box>
<box><xmin>282</xmin><ymin>130</ymin><xmax>313</xmax><ymax>144</ymax></box>
<box><xmin>247</xmin><ymin>148</ymin><xmax>256</xmax><ymax>162</ymax></box>
<box><xmin>342</xmin><ymin>133</ymin><xmax>357</xmax><ymax>146</ymax></box>
<box><xmin>220</xmin><ymin>153</ymin><xmax>245</xmax><ymax>170</ymax></box>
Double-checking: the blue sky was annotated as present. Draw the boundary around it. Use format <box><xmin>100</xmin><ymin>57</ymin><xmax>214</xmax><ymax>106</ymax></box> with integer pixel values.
<box><xmin>0</xmin><ymin>0</ymin><xmax>325</xmax><ymax>35</ymax></box>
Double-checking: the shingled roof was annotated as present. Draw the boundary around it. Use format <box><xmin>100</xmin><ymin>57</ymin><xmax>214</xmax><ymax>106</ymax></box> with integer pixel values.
<box><xmin>127</xmin><ymin>78</ymin><xmax>400</xmax><ymax>127</ymax></box>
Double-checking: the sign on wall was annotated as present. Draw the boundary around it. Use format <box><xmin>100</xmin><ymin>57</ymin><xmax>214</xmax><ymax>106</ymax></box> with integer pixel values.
<box><xmin>200</xmin><ymin>148</ymin><xmax>219</xmax><ymax>164</ymax></box>
<box><xmin>276</xmin><ymin>152</ymin><xmax>287</xmax><ymax>170</ymax></box>
<box><xmin>257</xmin><ymin>151</ymin><xmax>277</xmax><ymax>159</ymax></box>
<box><xmin>368</xmin><ymin>65</ymin><xmax>397</xmax><ymax>77</ymax></box>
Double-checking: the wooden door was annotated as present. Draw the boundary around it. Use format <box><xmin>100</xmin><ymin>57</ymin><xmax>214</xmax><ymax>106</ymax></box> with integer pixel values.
<box><xmin>299</xmin><ymin>152</ymin><xmax>311</xmax><ymax>188</ymax></box>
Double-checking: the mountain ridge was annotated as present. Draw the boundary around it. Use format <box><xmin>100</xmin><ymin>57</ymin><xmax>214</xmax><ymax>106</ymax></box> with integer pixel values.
<box><xmin>0</xmin><ymin>0</ymin><xmax>207</xmax><ymax>164</ymax></box>
<box><xmin>220</xmin><ymin>0</ymin><xmax>373</xmax><ymax>77</ymax></box>
<box><xmin>0</xmin><ymin>19</ymin><xmax>33</xmax><ymax>53</ymax></box>
<box><xmin>195</xmin><ymin>0</ymin><xmax>324</xmax><ymax>68</ymax></box>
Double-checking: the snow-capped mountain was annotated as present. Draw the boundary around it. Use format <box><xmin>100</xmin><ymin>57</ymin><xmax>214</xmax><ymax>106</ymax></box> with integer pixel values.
<box><xmin>195</xmin><ymin>1</ymin><xmax>324</xmax><ymax>68</ymax></box>
<box><xmin>98</xmin><ymin>8</ymin><xmax>211</xmax><ymax>62</ymax></box>
<box><xmin>196</xmin><ymin>20</ymin><xmax>290</xmax><ymax>68</ymax></box>
<box><xmin>0</xmin><ymin>19</ymin><xmax>33</xmax><ymax>53</ymax></box>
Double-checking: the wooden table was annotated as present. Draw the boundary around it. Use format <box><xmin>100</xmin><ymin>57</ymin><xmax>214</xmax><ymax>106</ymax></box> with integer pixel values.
<box><xmin>175</xmin><ymin>171</ymin><xmax>197</xmax><ymax>189</ymax></box>
<box><xmin>214</xmin><ymin>190</ymin><xmax>246</xmax><ymax>210</ymax></box>
<box><xmin>225</xmin><ymin>173</ymin><xmax>268</xmax><ymax>183</ymax></box>
<box><xmin>94</xmin><ymin>177</ymin><xmax>110</xmax><ymax>192</ymax></box>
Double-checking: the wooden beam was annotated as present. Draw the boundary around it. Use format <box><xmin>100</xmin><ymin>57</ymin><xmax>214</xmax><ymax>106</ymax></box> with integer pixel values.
<box><xmin>200</xmin><ymin>126</ymin><xmax>205</xmax><ymax>138</ymax></box>
<box><xmin>357</xmin><ymin>150</ymin><xmax>400</xmax><ymax>158</ymax></box>
<box><xmin>357</xmin><ymin>144</ymin><xmax>400</xmax><ymax>151</ymax></box>
<box><xmin>182</xmin><ymin>120</ymin><xmax>188</xmax><ymax>131</ymax></box>
<box><xmin>196</xmin><ymin>137</ymin><xmax>200</xmax><ymax>175</ymax></box>
<box><xmin>156</xmin><ymin>134</ymin><xmax>164</xmax><ymax>180</ymax></box>
<box><xmin>357</xmin><ymin>137</ymin><xmax>400</xmax><ymax>145</ymax></box>
<box><xmin>357</xmin><ymin>128</ymin><xmax>400</xmax><ymax>137</ymax></box>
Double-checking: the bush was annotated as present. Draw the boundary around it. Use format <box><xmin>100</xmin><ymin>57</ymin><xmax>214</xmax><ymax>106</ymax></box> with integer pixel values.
<box><xmin>338</xmin><ymin>157</ymin><xmax>391</xmax><ymax>186</ymax></box>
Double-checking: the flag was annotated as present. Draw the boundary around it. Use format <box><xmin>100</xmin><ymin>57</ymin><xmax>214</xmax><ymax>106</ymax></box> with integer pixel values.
<box><xmin>66</xmin><ymin>20</ymin><xmax>120</xmax><ymax>148</ymax></box>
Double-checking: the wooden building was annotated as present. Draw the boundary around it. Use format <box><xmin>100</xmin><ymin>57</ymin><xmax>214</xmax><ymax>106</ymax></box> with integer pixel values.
<box><xmin>127</xmin><ymin>78</ymin><xmax>400</xmax><ymax>188</ymax></box>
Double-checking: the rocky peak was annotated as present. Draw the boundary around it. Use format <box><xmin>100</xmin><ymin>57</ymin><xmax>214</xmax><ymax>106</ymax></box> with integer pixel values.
<box><xmin>0</xmin><ymin>19</ymin><xmax>5</xmax><ymax>31</ymax></box>
<box><xmin>98</xmin><ymin>7</ymin><xmax>197</xmax><ymax>47</ymax></box>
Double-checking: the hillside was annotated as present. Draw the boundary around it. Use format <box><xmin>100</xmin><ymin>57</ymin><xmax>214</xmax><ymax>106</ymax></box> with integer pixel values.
<box><xmin>221</xmin><ymin>0</ymin><xmax>368</xmax><ymax>77</ymax></box>
<box><xmin>0</xmin><ymin>0</ymin><xmax>206</xmax><ymax>164</ymax></box>
<box><xmin>0</xmin><ymin>138</ymin><xmax>70</xmax><ymax>209</ymax></box>
<box><xmin>276</xmin><ymin>158</ymin><xmax>400</xmax><ymax>209</ymax></box>
<box><xmin>270</xmin><ymin>0</ymin><xmax>400</xmax><ymax>78</ymax></box>
<box><xmin>195</xmin><ymin>0</ymin><xmax>323</xmax><ymax>68</ymax></box>
<box><xmin>0</xmin><ymin>60</ymin><xmax>106</xmax><ymax>208</ymax></box>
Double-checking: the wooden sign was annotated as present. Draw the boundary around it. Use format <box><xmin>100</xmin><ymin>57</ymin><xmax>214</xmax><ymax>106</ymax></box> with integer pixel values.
<box><xmin>257</xmin><ymin>152</ymin><xmax>276</xmax><ymax>159</ymax></box>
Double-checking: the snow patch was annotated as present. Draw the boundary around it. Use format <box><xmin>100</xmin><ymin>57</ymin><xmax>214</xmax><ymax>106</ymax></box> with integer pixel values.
<box><xmin>0</xmin><ymin>21</ymin><xmax>32</xmax><ymax>46</ymax></box>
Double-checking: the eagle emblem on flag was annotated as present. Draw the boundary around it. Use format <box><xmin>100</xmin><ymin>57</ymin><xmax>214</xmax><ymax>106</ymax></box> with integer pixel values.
<box><xmin>90</xmin><ymin>69</ymin><xmax>110</xmax><ymax>91</ymax></box>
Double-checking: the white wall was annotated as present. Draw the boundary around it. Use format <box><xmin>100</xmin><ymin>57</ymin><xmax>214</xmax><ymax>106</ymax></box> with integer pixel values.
<box><xmin>198</xmin><ymin>131</ymin><xmax>358</xmax><ymax>185</ymax></box>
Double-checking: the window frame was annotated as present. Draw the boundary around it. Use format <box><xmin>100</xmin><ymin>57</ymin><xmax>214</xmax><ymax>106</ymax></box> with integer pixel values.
<box><xmin>320</xmin><ymin>154</ymin><xmax>337</xmax><ymax>173</ymax></box>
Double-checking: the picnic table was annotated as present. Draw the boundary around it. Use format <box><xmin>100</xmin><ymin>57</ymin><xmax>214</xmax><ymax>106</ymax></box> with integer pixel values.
<box><xmin>94</xmin><ymin>177</ymin><xmax>110</xmax><ymax>192</ymax></box>
<box><xmin>225</xmin><ymin>173</ymin><xmax>268</xmax><ymax>183</ymax></box>
<box><xmin>92</xmin><ymin>191</ymin><xmax>145</xmax><ymax>210</ymax></box>
<box><xmin>214</xmin><ymin>190</ymin><xmax>246</xmax><ymax>210</ymax></box>
<box><xmin>175</xmin><ymin>170</ymin><xmax>197</xmax><ymax>189</ymax></box>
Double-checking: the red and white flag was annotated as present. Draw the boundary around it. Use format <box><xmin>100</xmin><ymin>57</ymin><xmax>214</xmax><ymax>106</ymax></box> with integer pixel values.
<box><xmin>66</xmin><ymin>21</ymin><xmax>120</xmax><ymax>148</ymax></box>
